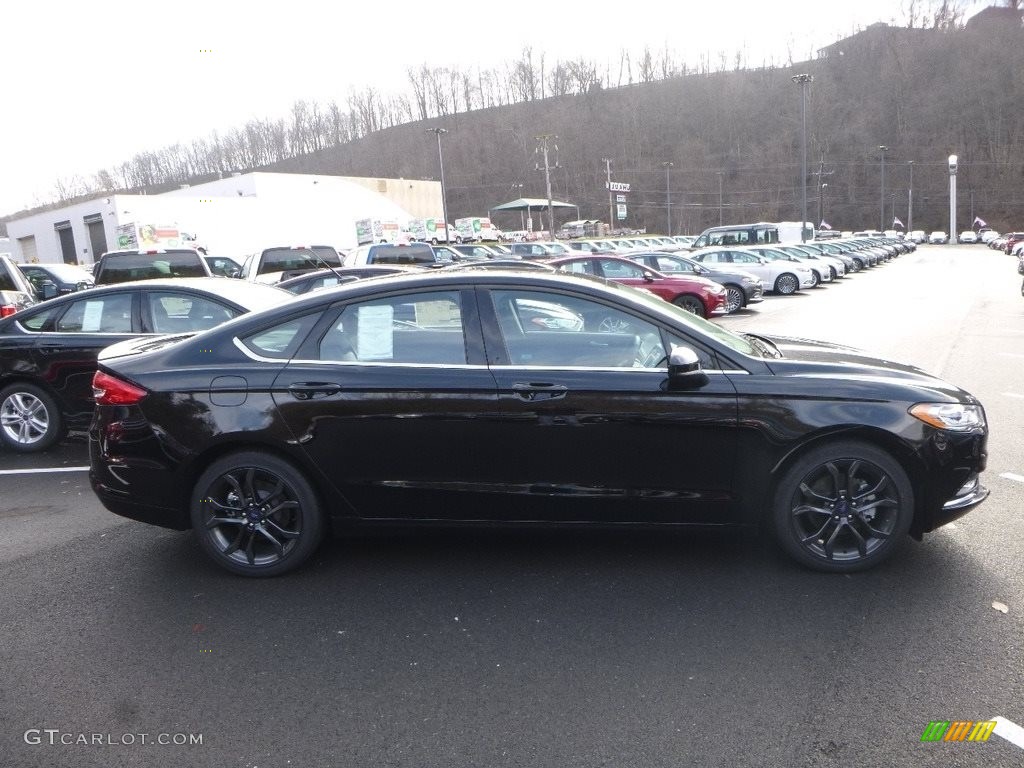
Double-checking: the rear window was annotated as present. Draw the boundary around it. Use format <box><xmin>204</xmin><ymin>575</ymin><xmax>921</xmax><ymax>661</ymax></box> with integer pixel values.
<box><xmin>97</xmin><ymin>252</ymin><xmax>206</xmax><ymax>284</ymax></box>
<box><xmin>258</xmin><ymin>247</ymin><xmax>341</xmax><ymax>275</ymax></box>
<box><xmin>367</xmin><ymin>244</ymin><xmax>436</xmax><ymax>265</ymax></box>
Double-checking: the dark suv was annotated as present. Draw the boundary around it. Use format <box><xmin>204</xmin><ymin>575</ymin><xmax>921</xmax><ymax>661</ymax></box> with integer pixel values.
<box><xmin>0</xmin><ymin>255</ymin><xmax>37</xmax><ymax>316</ymax></box>
<box><xmin>94</xmin><ymin>249</ymin><xmax>211</xmax><ymax>285</ymax></box>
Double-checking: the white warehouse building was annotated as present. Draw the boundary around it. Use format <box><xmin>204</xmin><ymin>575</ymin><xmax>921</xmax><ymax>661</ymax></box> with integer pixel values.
<box><xmin>4</xmin><ymin>172</ymin><xmax>443</xmax><ymax>265</ymax></box>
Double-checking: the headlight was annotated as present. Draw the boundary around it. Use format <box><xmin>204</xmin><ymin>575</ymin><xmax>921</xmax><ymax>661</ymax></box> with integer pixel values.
<box><xmin>741</xmin><ymin>277</ymin><xmax>756</xmax><ymax>284</ymax></box>
<box><xmin>909</xmin><ymin>403</ymin><xmax>986</xmax><ymax>431</ymax></box>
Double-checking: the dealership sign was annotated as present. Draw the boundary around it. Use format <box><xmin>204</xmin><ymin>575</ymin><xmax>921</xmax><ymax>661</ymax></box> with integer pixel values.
<box><xmin>606</xmin><ymin>182</ymin><xmax>631</xmax><ymax>192</ymax></box>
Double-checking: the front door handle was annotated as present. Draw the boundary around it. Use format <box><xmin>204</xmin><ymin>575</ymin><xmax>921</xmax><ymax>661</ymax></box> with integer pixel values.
<box><xmin>288</xmin><ymin>382</ymin><xmax>342</xmax><ymax>400</ymax></box>
<box><xmin>511</xmin><ymin>382</ymin><xmax>568</xmax><ymax>402</ymax></box>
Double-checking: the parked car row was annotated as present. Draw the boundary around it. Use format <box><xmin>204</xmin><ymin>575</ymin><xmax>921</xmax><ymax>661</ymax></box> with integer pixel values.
<box><xmin>0</xmin><ymin>233</ymin><xmax>912</xmax><ymax>453</ymax></box>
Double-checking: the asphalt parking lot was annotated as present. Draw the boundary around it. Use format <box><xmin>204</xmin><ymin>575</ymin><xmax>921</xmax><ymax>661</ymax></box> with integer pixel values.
<box><xmin>1</xmin><ymin>244</ymin><xmax>1022</xmax><ymax>767</ymax></box>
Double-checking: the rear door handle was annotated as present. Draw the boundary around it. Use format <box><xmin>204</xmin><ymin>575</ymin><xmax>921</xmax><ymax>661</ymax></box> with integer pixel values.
<box><xmin>288</xmin><ymin>382</ymin><xmax>342</xmax><ymax>400</ymax></box>
<box><xmin>511</xmin><ymin>382</ymin><xmax>568</xmax><ymax>402</ymax></box>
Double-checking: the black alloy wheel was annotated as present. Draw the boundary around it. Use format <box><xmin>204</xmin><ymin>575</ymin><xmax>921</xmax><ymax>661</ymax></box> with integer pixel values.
<box><xmin>0</xmin><ymin>382</ymin><xmax>64</xmax><ymax>452</ymax></box>
<box><xmin>673</xmin><ymin>294</ymin><xmax>706</xmax><ymax>318</ymax></box>
<box><xmin>191</xmin><ymin>452</ymin><xmax>324</xmax><ymax>577</ymax></box>
<box><xmin>772</xmin><ymin>441</ymin><xmax>914</xmax><ymax>572</ymax></box>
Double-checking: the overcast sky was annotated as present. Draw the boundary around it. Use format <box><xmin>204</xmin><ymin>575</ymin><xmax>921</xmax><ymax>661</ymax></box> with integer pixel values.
<box><xmin>2</xmin><ymin>0</ymin><xmax>986</xmax><ymax>218</ymax></box>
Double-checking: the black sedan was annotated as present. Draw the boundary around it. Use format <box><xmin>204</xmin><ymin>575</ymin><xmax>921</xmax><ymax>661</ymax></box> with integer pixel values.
<box><xmin>0</xmin><ymin>278</ymin><xmax>288</xmax><ymax>452</ymax></box>
<box><xmin>89</xmin><ymin>270</ymin><xmax>989</xmax><ymax>577</ymax></box>
<box><xmin>627</xmin><ymin>251</ymin><xmax>764</xmax><ymax>313</ymax></box>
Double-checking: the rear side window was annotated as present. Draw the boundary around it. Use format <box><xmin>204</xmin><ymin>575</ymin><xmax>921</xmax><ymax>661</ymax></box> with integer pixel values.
<box><xmin>17</xmin><ymin>307</ymin><xmax>58</xmax><ymax>332</ymax></box>
<box><xmin>242</xmin><ymin>314</ymin><xmax>321</xmax><ymax>359</ymax></box>
<box><xmin>97</xmin><ymin>252</ymin><xmax>206</xmax><ymax>283</ymax></box>
<box><xmin>56</xmin><ymin>293</ymin><xmax>134</xmax><ymax>333</ymax></box>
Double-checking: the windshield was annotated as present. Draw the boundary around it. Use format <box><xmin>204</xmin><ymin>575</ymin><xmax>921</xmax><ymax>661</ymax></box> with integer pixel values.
<box><xmin>258</xmin><ymin>247</ymin><xmax>341</xmax><ymax>274</ymax></box>
<box><xmin>98</xmin><ymin>251</ymin><xmax>207</xmax><ymax>283</ymax></box>
<box><xmin>30</xmin><ymin>263</ymin><xmax>93</xmax><ymax>282</ymax></box>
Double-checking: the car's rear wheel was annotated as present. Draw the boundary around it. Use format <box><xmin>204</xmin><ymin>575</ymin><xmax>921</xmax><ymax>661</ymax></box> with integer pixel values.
<box><xmin>191</xmin><ymin>452</ymin><xmax>324</xmax><ymax>577</ymax></box>
<box><xmin>772</xmin><ymin>441</ymin><xmax>914</xmax><ymax>573</ymax></box>
<box><xmin>774</xmin><ymin>273</ymin><xmax>799</xmax><ymax>295</ymax></box>
<box><xmin>0</xmin><ymin>383</ymin><xmax>64</xmax><ymax>452</ymax></box>
<box><xmin>673</xmin><ymin>294</ymin><xmax>706</xmax><ymax>318</ymax></box>
<box><xmin>723</xmin><ymin>285</ymin><xmax>745</xmax><ymax>313</ymax></box>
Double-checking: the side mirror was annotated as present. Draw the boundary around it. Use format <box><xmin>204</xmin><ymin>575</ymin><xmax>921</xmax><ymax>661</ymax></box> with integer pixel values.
<box><xmin>667</xmin><ymin>346</ymin><xmax>709</xmax><ymax>389</ymax></box>
<box><xmin>642</xmin><ymin>271</ymin><xmax>656</xmax><ymax>283</ymax></box>
<box><xmin>41</xmin><ymin>281</ymin><xmax>58</xmax><ymax>300</ymax></box>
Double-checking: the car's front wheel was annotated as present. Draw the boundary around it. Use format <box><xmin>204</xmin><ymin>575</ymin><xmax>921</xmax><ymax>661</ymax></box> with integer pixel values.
<box><xmin>191</xmin><ymin>452</ymin><xmax>325</xmax><ymax>577</ymax></box>
<box><xmin>0</xmin><ymin>382</ymin><xmax>64</xmax><ymax>452</ymax></box>
<box><xmin>673</xmin><ymin>294</ymin><xmax>706</xmax><ymax>318</ymax></box>
<box><xmin>723</xmin><ymin>285</ymin><xmax>745</xmax><ymax>313</ymax></box>
<box><xmin>772</xmin><ymin>441</ymin><xmax>914</xmax><ymax>573</ymax></box>
<box><xmin>774</xmin><ymin>273</ymin><xmax>799</xmax><ymax>295</ymax></box>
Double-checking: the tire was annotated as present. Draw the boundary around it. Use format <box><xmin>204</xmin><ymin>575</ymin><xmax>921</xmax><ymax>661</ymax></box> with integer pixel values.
<box><xmin>673</xmin><ymin>294</ymin><xmax>706</xmax><ymax>318</ymax></box>
<box><xmin>808</xmin><ymin>270</ymin><xmax>820</xmax><ymax>288</ymax></box>
<box><xmin>772</xmin><ymin>440</ymin><xmax>914</xmax><ymax>573</ymax></box>
<box><xmin>828</xmin><ymin>266</ymin><xmax>838</xmax><ymax>280</ymax></box>
<box><xmin>723</xmin><ymin>285</ymin><xmax>745</xmax><ymax>314</ymax></box>
<box><xmin>191</xmin><ymin>451</ymin><xmax>325</xmax><ymax>577</ymax></box>
<box><xmin>774</xmin><ymin>273</ymin><xmax>799</xmax><ymax>295</ymax></box>
<box><xmin>0</xmin><ymin>382</ymin><xmax>64</xmax><ymax>452</ymax></box>
<box><xmin>852</xmin><ymin>258</ymin><xmax>865</xmax><ymax>271</ymax></box>
<box><xmin>430</xmin><ymin>238</ymin><xmax>439</xmax><ymax>245</ymax></box>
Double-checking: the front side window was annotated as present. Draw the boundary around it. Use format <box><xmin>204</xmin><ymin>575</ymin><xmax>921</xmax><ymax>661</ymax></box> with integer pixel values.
<box><xmin>656</xmin><ymin>256</ymin><xmax>694</xmax><ymax>273</ymax></box>
<box><xmin>56</xmin><ymin>293</ymin><xmax>133</xmax><ymax>333</ymax></box>
<box><xmin>319</xmin><ymin>291</ymin><xmax>466</xmax><ymax>364</ymax></box>
<box><xmin>598</xmin><ymin>259</ymin><xmax>645</xmax><ymax>279</ymax></box>
<box><xmin>148</xmin><ymin>292</ymin><xmax>240</xmax><ymax>333</ymax></box>
<box><xmin>490</xmin><ymin>289</ymin><xmax>666</xmax><ymax>369</ymax></box>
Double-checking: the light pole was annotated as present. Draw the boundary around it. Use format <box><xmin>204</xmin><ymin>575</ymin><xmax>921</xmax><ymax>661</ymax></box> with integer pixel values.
<box><xmin>662</xmin><ymin>161</ymin><xmax>673</xmax><ymax>235</ymax></box>
<box><xmin>792</xmin><ymin>74</ymin><xmax>813</xmax><ymax>241</ymax></box>
<box><xmin>717</xmin><ymin>171</ymin><xmax>723</xmax><ymax>225</ymax></box>
<box><xmin>426</xmin><ymin>127</ymin><xmax>450</xmax><ymax>244</ymax></box>
<box><xmin>878</xmin><ymin>145</ymin><xmax>888</xmax><ymax>232</ymax></box>
<box><xmin>907</xmin><ymin>161</ymin><xmax>914</xmax><ymax>234</ymax></box>
<box><xmin>817</xmin><ymin>182</ymin><xmax>828</xmax><ymax>231</ymax></box>
<box><xmin>948</xmin><ymin>154</ymin><xmax>958</xmax><ymax>244</ymax></box>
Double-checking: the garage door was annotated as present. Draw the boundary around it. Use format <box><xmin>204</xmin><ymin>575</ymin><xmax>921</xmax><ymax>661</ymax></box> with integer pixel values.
<box><xmin>17</xmin><ymin>236</ymin><xmax>37</xmax><ymax>263</ymax></box>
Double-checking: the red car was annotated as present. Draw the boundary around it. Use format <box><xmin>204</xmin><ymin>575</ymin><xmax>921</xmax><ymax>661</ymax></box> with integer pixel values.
<box><xmin>549</xmin><ymin>255</ymin><xmax>727</xmax><ymax>317</ymax></box>
<box><xmin>1004</xmin><ymin>232</ymin><xmax>1024</xmax><ymax>255</ymax></box>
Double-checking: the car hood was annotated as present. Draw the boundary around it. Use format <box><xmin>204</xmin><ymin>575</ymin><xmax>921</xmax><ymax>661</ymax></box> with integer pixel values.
<box><xmin>760</xmin><ymin>335</ymin><xmax>979</xmax><ymax>404</ymax></box>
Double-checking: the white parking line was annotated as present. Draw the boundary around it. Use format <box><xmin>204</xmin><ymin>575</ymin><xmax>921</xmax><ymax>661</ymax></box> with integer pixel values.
<box><xmin>993</xmin><ymin>717</ymin><xmax>1024</xmax><ymax>750</ymax></box>
<box><xmin>1002</xmin><ymin>392</ymin><xmax>1024</xmax><ymax>399</ymax></box>
<box><xmin>1000</xmin><ymin>473</ymin><xmax>1024</xmax><ymax>484</ymax></box>
<box><xmin>0</xmin><ymin>466</ymin><xmax>89</xmax><ymax>476</ymax></box>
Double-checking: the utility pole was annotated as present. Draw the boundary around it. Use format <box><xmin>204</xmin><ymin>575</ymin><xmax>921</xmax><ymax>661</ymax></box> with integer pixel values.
<box><xmin>812</xmin><ymin>152</ymin><xmax>834</xmax><ymax>231</ymax></box>
<box><xmin>602</xmin><ymin>158</ymin><xmax>613</xmax><ymax>233</ymax></box>
<box><xmin>535</xmin><ymin>134</ymin><xmax>558</xmax><ymax>238</ymax></box>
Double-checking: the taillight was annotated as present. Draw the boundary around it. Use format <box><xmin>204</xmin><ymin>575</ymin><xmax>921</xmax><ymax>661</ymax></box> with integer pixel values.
<box><xmin>92</xmin><ymin>371</ymin><xmax>147</xmax><ymax>405</ymax></box>
<box><xmin>1</xmin><ymin>304</ymin><xmax>17</xmax><ymax>318</ymax></box>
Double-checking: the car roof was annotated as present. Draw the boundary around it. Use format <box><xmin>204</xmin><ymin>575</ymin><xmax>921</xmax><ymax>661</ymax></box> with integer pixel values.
<box><xmin>27</xmin><ymin>278</ymin><xmax>287</xmax><ymax>312</ymax></box>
